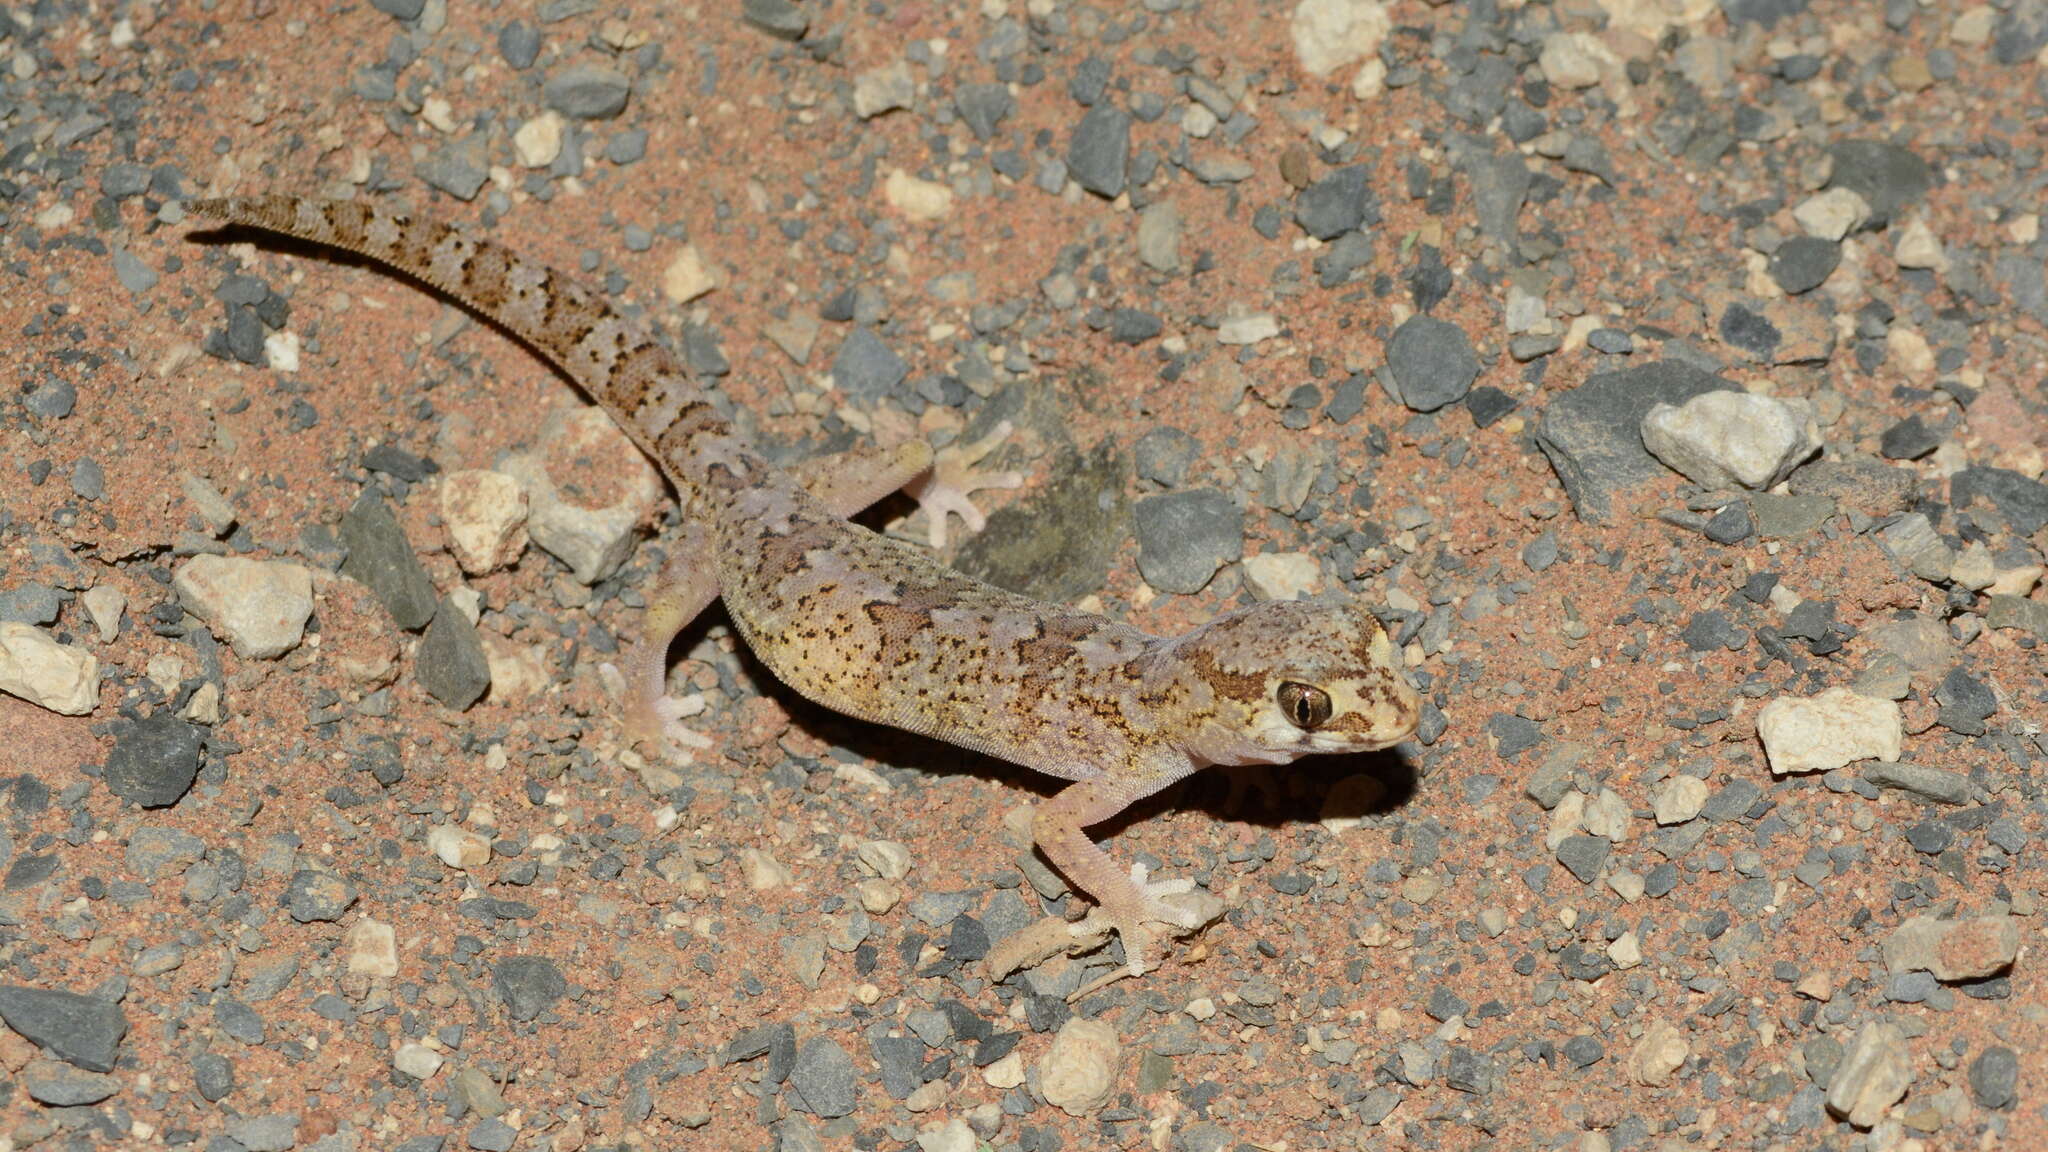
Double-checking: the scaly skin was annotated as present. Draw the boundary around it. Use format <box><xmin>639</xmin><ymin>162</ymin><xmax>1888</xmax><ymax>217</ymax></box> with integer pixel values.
<box><xmin>186</xmin><ymin>195</ymin><xmax>1423</xmax><ymax>986</ymax></box>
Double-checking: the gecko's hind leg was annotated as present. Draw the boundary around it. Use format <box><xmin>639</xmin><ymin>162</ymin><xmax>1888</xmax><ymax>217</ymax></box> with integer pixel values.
<box><xmin>624</xmin><ymin>440</ymin><xmax>937</xmax><ymax>757</ymax></box>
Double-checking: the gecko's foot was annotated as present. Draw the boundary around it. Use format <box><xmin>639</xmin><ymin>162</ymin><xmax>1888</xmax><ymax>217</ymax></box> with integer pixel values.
<box><xmin>1066</xmin><ymin>864</ymin><xmax>1222</xmax><ymax>998</ymax></box>
<box><xmin>902</xmin><ymin>419</ymin><xmax>1023</xmax><ymax>549</ymax></box>
<box><xmin>622</xmin><ymin>688</ymin><xmax>704</xmax><ymax>762</ymax></box>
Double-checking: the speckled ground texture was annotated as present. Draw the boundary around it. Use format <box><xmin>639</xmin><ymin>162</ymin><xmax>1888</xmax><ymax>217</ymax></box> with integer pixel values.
<box><xmin>2</xmin><ymin>0</ymin><xmax>2046</xmax><ymax>1149</ymax></box>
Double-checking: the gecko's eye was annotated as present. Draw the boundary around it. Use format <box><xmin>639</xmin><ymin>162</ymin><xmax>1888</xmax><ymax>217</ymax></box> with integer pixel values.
<box><xmin>1277</xmin><ymin>681</ymin><xmax>1332</xmax><ymax>730</ymax></box>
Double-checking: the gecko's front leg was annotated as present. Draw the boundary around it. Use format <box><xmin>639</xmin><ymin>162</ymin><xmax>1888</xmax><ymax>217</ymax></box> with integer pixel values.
<box><xmin>1031</xmin><ymin>775</ymin><xmax>1220</xmax><ymax>991</ymax></box>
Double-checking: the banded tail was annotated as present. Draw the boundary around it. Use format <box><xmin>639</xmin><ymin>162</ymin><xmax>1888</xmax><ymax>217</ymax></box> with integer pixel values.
<box><xmin>187</xmin><ymin>195</ymin><xmax>764</xmax><ymax>498</ymax></box>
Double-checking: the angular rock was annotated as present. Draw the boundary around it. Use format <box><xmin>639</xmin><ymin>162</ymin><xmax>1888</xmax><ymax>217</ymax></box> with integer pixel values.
<box><xmin>0</xmin><ymin>622</ymin><xmax>99</xmax><ymax>715</ymax></box>
<box><xmin>0</xmin><ymin>985</ymin><xmax>128</xmax><ymax>1072</ymax></box>
<box><xmin>1133</xmin><ymin>489</ymin><xmax>1243</xmax><ymax>595</ymax></box>
<box><xmin>1756</xmin><ymin>687</ymin><xmax>1901</xmax><ymax>775</ymax></box>
<box><xmin>175</xmin><ymin>555</ymin><xmax>315</xmax><ymax>659</ymax></box>
<box><xmin>501</xmin><ymin>406</ymin><xmax>664</xmax><ymax>585</ymax></box>
<box><xmin>1825</xmin><ymin>1021</ymin><xmax>1911</xmax><ymax>1129</ymax></box>
<box><xmin>1640</xmin><ymin>391</ymin><xmax>1819</xmax><ymax>490</ymax></box>
<box><xmin>1535</xmin><ymin>362</ymin><xmax>1730</xmax><ymax>523</ymax></box>
<box><xmin>1067</xmin><ymin>105</ymin><xmax>1131</xmax><ymax>199</ymax></box>
<box><xmin>340</xmin><ymin>493</ymin><xmax>438</xmax><ymax>631</ymax></box>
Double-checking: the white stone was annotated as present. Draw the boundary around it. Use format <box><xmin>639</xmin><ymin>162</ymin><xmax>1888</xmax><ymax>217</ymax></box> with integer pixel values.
<box><xmin>1826</xmin><ymin>1022</ymin><xmax>1912</xmax><ymax>1129</ymax></box>
<box><xmin>856</xmin><ymin>839</ymin><xmax>914</xmax><ymax>881</ymax></box>
<box><xmin>344</xmin><ymin>916</ymin><xmax>399</xmax><ymax>977</ymax></box>
<box><xmin>1950</xmin><ymin>5</ymin><xmax>1995</xmax><ymax>46</ymax></box>
<box><xmin>1289</xmin><ymin>0</ymin><xmax>1390</xmax><ymax>77</ymax></box>
<box><xmin>514</xmin><ymin>111</ymin><xmax>565</xmax><ymax>168</ymax></box>
<box><xmin>1893</xmin><ymin>216</ymin><xmax>1947</xmax><ymax>271</ymax></box>
<box><xmin>914</xmin><ymin>1118</ymin><xmax>975</xmax><ymax>1152</ymax></box>
<box><xmin>1628</xmin><ymin>1019</ymin><xmax>1689</xmax><ymax>1086</ymax></box>
<box><xmin>853</xmin><ymin>60</ymin><xmax>915</xmax><ymax>119</ymax></box>
<box><xmin>1350</xmin><ymin>57</ymin><xmax>1387</xmax><ymax>100</ymax></box>
<box><xmin>1640</xmin><ymin>391</ymin><xmax>1820</xmax><ymax>490</ymax></box>
<box><xmin>428</xmin><ymin>824</ymin><xmax>492</xmax><ymax>870</ymax></box>
<box><xmin>1040</xmin><ymin>1017</ymin><xmax>1119</xmax><ymax>1116</ymax></box>
<box><xmin>263</xmin><ymin>330</ymin><xmax>300</xmax><ymax>373</ymax></box>
<box><xmin>1607</xmin><ymin>930</ymin><xmax>1641</xmax><ymax>969</ymax></box>
<box><xmin>1539</xmin><ymin>32</ymin><xmax>1615</xmax><ymax>89</ymax></box>
<box><xmin>1756</xmin><ymin>687</ymin><xmax>1902</xmax><ymax>775</ymax></box>
<box><xmin>80</xmin><ymin>585</ymin><xmax>126</xmax><ymax>644</ymax></box>
<box><xmin>394</xmin><ymin>1042</ymin><xmax>444</xmax><ymax>1079</ymax></box>
<box><xmin>884</xmin><ymin>168</ymin><xmax>955</xmax><ymax>221</ymax></box>
<box><xmin>1136</xmin><ymin>199</ymin><xmax>1182</xmax><ymax>274</ymax></box>
<box><xmin>174</xmin><ymin>555</ymin><xmax>314</xmax><ymax>659</ymax></box>
<box><xmin>501</xmin><ymin>406</ymin><xmax>664</xmax><ymax>585</ymax></box>
<box><xmin>1651</xmin><ymin>775</ymin><xmax>1709</xmax><ymax>825</ymax></box>
<box><xmin>0</xmin><ymin>622</ymin><xmax>99</xmax><ymax>715</ymax></box>
<box><xmin>661</xmin><ymin>244</ymin><xmax>717</xmax><ymax>304</ymax></box>
<box><xmin>1243</xmin><ymin>552</ymin><xmax>1323</xmax><ymax>601</ymax></box>
<box><xmin>1217</xmin><ymin>313</ymin><xmax>1279</xmax><ymax>345</ymax></box>
<box><xmin>440</xmin><ymin>469</ymin><xmax>529</xmax><ymax>575</ymax></box>
<box><xmin>1793</xmin><ymin>187</ymin><xmax>1871</xmax><ymax>241</ymax></box>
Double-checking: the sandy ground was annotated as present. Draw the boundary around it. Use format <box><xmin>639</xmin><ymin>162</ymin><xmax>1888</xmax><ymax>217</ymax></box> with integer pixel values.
<box><xmin>1</xmin><ymin>0</ymin><xmax>2045</xmax><ymax>1149</ymax></box>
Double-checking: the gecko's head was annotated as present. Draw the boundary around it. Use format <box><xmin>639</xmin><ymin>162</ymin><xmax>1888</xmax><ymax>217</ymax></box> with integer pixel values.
<box><xmin>1154</xmin><ymin>598</ymin><xmax>1420</xmax><ymax>767</ymax></box>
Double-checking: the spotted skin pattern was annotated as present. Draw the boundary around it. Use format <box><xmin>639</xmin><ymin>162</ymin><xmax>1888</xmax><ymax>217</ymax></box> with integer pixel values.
<box><xmin>188</xmin><ymin>196</ymin><xmax>1423</xmax><ymax>987</ymax></box>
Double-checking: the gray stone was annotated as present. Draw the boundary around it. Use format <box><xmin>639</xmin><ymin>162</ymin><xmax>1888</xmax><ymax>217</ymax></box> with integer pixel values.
<box><xmin>467</xmin><ymin>1118</ymin><xmax>517</xmax><ymax>1152</ymax></box>
<box><xmin>112</xmin><ymin>248</ymin><xmax>159</xmax><ymax>294</ymax></box>
<box><xmin>1133</xmin><ymin>428</ymin><xmax>1199</xmax><ymax>488</ymax></box>
<box><xmin>24</xmin><ymin>378</ymin><xmax>75</xmax><ymax>421</ymax></box>
<box><xmin>228</xmin><ymin>1113</ymin><xmax>300</xmax><ymax>1152</ymax></box>
<box><xmin>1950</xmin><ymin>466</ymin><xmax>2048</xmax><ymax>535</ymax></box>
<box><xmin>1133</xmin><ymin>489</ymin><xmax>1242</xmax><ymax>595</ymax></box>
<box><xmin>955</xmin><ymin>83</ymin><xmax>1013</xmax><ymax>141</ymax></box>
<box><xmin>192</xmin><ymin>1051</ymin><xmax>234</xmax><ymax>1101</ymax></box>
<box><xmin>340</xmin><ymin>493</ymin><xmax>438</xmax><ymax>631</ymax></box>
<box><xmin>0</xmin><ymin>985</ymin><xmax>128</xmax><ymax>1072</ymax></box>
<box><xmin>22</xmin><ymin>1059</ymin><xmax>120</xmax><ymax>1105</ymax></box>
<box><xmin>1935</xmin><ymin>667</ymin><xmax>1996</xmax><ymax>736</ymax></box>
<box><xmin>1969</xmin><ymin>1045</ymin><xmax>2017</xmax><ymax>1110</ymax></box>
<box><xmin>100</xmin><ymin>162</ymin><xmax>151</xmax><ymax>198</ymax></box>
<box><xmin>1860</xmin><ymin>762</ymin><xmax>1969</xmax><ymax>805</ymax></box>
<box><xmin>543</xmin><ymin>64</ymin><xmax>631</xmax><ymax>120</ymax></box>
<box><xmin>1555</xmin><ymin>834</ymin><xmax>1608</xmax><ymax>884</ymax></box>
<box><xmin>1066</xmin><ymin>105</ymin><xmax>1131</xmax><ymax>198</ymax></box>
<box><xmin>831</xmin><ymin>328</ymin><xmax>909</xmax><ymax>401</ymax></box>
<box><xmin>1749</xmin><ymin>492</ymin><xmax>1833</xmax><ymax>538</ymax></box>
<box><xmin>1316</xmin><ymin>230</ymin><xmax>1376</xmax><ymax>288</ymax></box>
<box><xmin>1386</xmin><ymin>315</ymin><xmax>1478</xmax><ymax>412</ymax></box>
<box><xmin>742</xmin><ymin>0</ymin><xmax>809</xmax><ymax>40</ymax></box>
<box><xmin>103</xmin><ymin>712</ymin><xmax>202</xmax><ymax>809</ymax></box>
<box><xmin>420</xmin><ymin>143</ymin><xmax>489</xmax><ymax>201</ymax></box>
<box><xmin>369</xmin><ymin>0</ymin><xmax>425</xmax><ymax>18</ymax></box>
<box><xmin>1295</xmin><ymin>165</ymin><xmax>1371</xmax><ymax>240</ymax></box>
<box><xmin>788</xmin><ymin>1036</ymin><xmax>858</xmax><ymax>1118</ymax></box>
<box><xmin>126</xmin><ymin>825</ymin><xmax>208</xmax><ymax>880</ymax></box>
<box><xmin>417</xmin><ymin>597</ymin><xmax>491</xmax><ymax>711</ymax></box>
<box><xmin>0</xmin><ymin>582</ymin><xmax>60</xmax><ymax>625</ymax></box>
<box><xmin>285</xmin><ymin>870</ymin><xmax>357</xmax><ymax>922</ymax></box>
<box><xmin>1879</xmin><ymin>415</ymin><xmax>1941</xmax><ymax>460</ymax></box>
<box><xmin>494</xmin><ymin>956</ymin><xmax>567</xmax><ymax>1021</ymax></box>
<box><xmin>870</xmin><ymin>1033</ymin><xmax>924</xmax><ymax>1099</ymax></box>
<box><xmin>498</xmin><ymin>21</ymin><xmax>541</xmax><ymax>69</ymax></box>
<box><xmin>1986</xmin><ymin>594</ymin><xmax>2048</xmax><ymax>638</ymax></box>
<box><xmin>1826</xmin><ymin>139</ymin><xmax>1932</xmax><ymax>229</ymax></box>
<box><xmin>1534</xmin><ymin>362</ymin><xmax>1730</xmax><ymax>523</ymax></box>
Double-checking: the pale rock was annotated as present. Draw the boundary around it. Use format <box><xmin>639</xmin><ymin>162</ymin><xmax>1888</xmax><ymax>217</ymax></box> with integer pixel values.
<box><xmin>1883</xmin><ymin>915</ymin><xmax>2019</xmax><ymax>981</ymax></box>
<box><xmin>1652</xmin><ymin>775</ymin><xmax>1709</xmax><ymax>824</ymax></box>
<box><xmin>174</xmin><ymin>555</ymin><xmax>315</xmax><ymax>659</ymax></box>
<box><xmin>345</xmin><ymin>916</ymin><xmax>399</xmax><ymax>977</ymax></box>
<box><xmin>440</xmin><ymin>469</ymin><xmax>529</xmax><ymax>574</ymax></box>
<box><xmin>177</xmin><ymin>471</ymin><xmax>239</xmax><ymax>535</ymax></box>
<box><xmin>1793</xmin><ymin>187</ymin><xmax>1871</xmax><ymax>241</ymax></box>
<box><xmin>1217</xmin><ymin>313</ymin><xmax>1279</xmax><ymax>345</ymax></box>
<box><xmin>264</xmin><ymin>330</ymin><xmax>300</xmax><ymax>373</ymax></box>
<box><xmin>661</xmin><ymin>244</ymin><xmax>717</xmax><ymax>304</ymax></box>
<box><xmin>1243</xmin><ymin>551</ymin><xmax>1323</xmax><ymax>601</ymax></box>
<box><xmin>1757</xmin><ymin>687</ymin><xmax>1902</xmax><ymax>775</ymax></box>
<box><xmin>394</xmin><ymin>1042</ymin><xmax>444</xmax><ymax>1079</ymax></box>
<box><xmin>80</xmin><ymin>585</ymin><xmax>126</xmax><ymax>644</ymax></box>
<box><xmin>856</xmin><ymin>839</ymin><xmax>914</xmax><ymax>881</ymax></box>
<box><xmin>1040</xmin><ymin>1017</ymin><xmax>1119</xmax><ymax>1116</ymax></box>
<box><xmin>481</xmin><ymin>634</ymin><xmax>549</xmax><ymax>703</ymax></box>
<box><xmin>740</xmin><ymin>848</ymin><xmax>794</xmax><ymax>890</ymax></box>
<box><xmin>884</xmin><ymin>168</ymin><xmax>955</xmax><ymax>222</ymax></box>
<box><xmin>982</xmin><ymin>1051</ymin><xmax>1027</xmax><ymax>1089</ymax></box>
<box><xmin>1877</xmin><ymin>513</ymin><xmax>1954</xmax><ymax>583</ymax></box>
<box><xmin>1350</xmin><ymin>57</ymin><xmax>1387</xmax><ymax>99</ymax></box>
<box><xmin>1628</xmin><ymin>1019</ymin><xmax>1689</xmax><ymax>1086</ymax></box>
<box><xmin>1640</xmin><ymin>391</ymin><xmax>1819</xmax><ymax>490</ymax></box>
<box><xmin>1827</xmin><ymin>1022</ymin><xmax>1912</xmax><ymax>1129</ymax></box>
<box><xmin>1886</xmin><ymin>327</ymin><xmax>1935</xmax><ymax>378</ymax></box>
<box><xmin>1607</xmin><ymin>930</ymin><xmax>1641</xmax><ymax>969</ymax></box>
<box><xmin>1289</xmin><ymin>0</ymin><xmax>1391</xmax><ymax>77</ymax></box>
<box><xmin>1540</xmin><ymin>32</ymin><xmax>1616</xmax><ymax>89</ymax></box>
<box><xmin>501</xmin><ymin>406</ymin><xmax>663</xmax><ymax>584</ymax></box>
<box><xmin>514</xmin><ymin>111</ymin><xmax>565</xmax><ymax>168</ymax></box>
<box><xmin>1136</xmin><ymin>199</ymin><xmax>1182</xmax><ymax>273</ymax></box>
<box><xmin>914</xmin><ymin>1118</ymin><xmax>975</xmax><ymax>1152</ymax></box>
<box><xmin>853</xmin><ymin>60</ymin><xmax>915</xmax><ymax>119</ymax></box>
<box><xmin>180</xmin><ymin>681</ymin><xmax>222</xmax><ymax>725</ymax></box>
<box><xmin>1581</xmin><ymin>786</ymin><xmax>1631</xmax><ymax>842</ymax></box>
<box><xmin>1950</xmin><ymin>5</ymin><xmax>1995</xmax><ymax>45</ymax></box>
<box><xmin>428</xmin><ymin>824</ymin><xmax>492</xmax><ymax>870</ymax></box>
<box><xmin>0</xmin><ymin>622</ymin><xmax>99</xmax><ymax>715</ymax></box>
<box><xmin>1893</xmin><ymin>216</ymin><xmax>1946</xmax><ymax>272</ymax></box>
<box><xmin>1949</xmin><ymin>541</ymin><xmax>1997</xmax><ymax>591</ymax></box>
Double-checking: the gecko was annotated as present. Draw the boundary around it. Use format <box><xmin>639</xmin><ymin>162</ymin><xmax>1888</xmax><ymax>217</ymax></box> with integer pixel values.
<box><xmin>187</xmin><ymin>195</ymin><xmax>1423</xmax><ymax>992</ymax></box>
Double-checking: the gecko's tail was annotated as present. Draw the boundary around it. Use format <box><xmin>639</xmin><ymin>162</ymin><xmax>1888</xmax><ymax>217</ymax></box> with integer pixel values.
<box><xmin>188</xmin><ymin>194</ymin><xmax>756</xmax><ymax>496</ymax></box>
